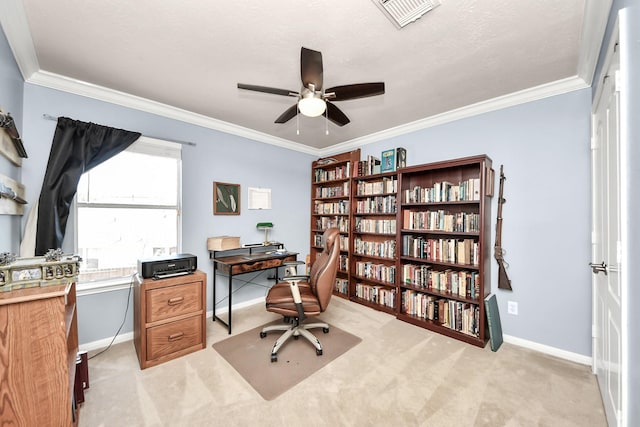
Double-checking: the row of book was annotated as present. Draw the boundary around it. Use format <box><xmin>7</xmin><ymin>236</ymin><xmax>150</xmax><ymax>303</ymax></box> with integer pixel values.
<box><xmin>401</xmin><ymin>263</ymin><xmax>480</xmax><ymax>299</ymax></box>
<box><xmin>355</xmin><ymin>195</ymin><xmax>397</xmax><ymax>214</ymax></box>
<box><xmin>355</xmin><ymin>282</ymin><xmax>396</xmax><ymax>308</ymax></box>
<box><xmin>334</xmin><ymin>278</ymin><xmax>349</xmax><ymax>295</ymax></box>
<box><xmin>315</xmin><ymin>181</ymin><xmax>349</xmax><ymax>198</ymax></box>
<box><xmin>314</xmin><ymin>200</ymin><xmax>349</xmax><ymax>215</ymax></box>
<box><xmin>355</xmin><ymin>261</ymin><xmax>396</xmax><ymax>284</ymax></box>
<box><xmin>354</xmin><ymin>218</ymin><xmax>396</xmax><ymax>234</ymax></box>
<box><xmin>315</xmin><ymin>217</ymin><xmax>349</xmax><ymax>232</ymax></box>
<box><xmin>403</xmin><ymin>178</ymin><xmax>481</xmax><ymax>203</ymax></box>
<box><xmin>401</xmin><ymin>290</ymin><xmax>480</xmax><ymax>337</ymax></box>
<box><xmin>354</xmin><ymin>237</ymin><xmax>397</xmax><ymax>259</ymax></box>
<box><xmin>354</xmin><ymin>155</ymin><xmax>382</xmax><ymax>176</ymax></box>
<box><xmin>402</xmin><ymin>236</ymin><xmax>479</xmax><ymax>266</ymax></box>
<box><xmin>355</xmin><ymin>177</ymin><xmax>398</xmax><ymax>196</ymax></box>
<box><xmin>403</xmin><ymin>209</ymin><xmax>480</xmax><ymax>233</ymax></box>
<box><xmin>339</xmin><ymin>255</ymin><xmax>349</xmax><ymax>271</ymax></box>
<box><xmin>314</xmin><ymin>163</ymin><xmax>351</xmax><ymax>182</ymax></box>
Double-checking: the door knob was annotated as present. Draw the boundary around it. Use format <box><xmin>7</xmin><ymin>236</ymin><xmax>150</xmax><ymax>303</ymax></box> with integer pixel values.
<box><xmin>589</xmin><ymin>261</ymin><xmax>608</xmax><ymax>275</ymax></box>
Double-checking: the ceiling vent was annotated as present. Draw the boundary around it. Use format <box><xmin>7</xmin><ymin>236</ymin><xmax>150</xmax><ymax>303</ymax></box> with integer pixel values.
<box><xmin>374</xmin><ymin>0</ymin><xmax>441</xmax><ymax>29</ymax></box>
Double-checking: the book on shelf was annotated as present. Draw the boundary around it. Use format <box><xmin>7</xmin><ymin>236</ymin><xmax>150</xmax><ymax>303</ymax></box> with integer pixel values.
<box><xmin>484</xmin><ymin>294</ymin><xmax>503</xmax><ymax>351</ymax></box>
<box><xmin>381</xmin><ymin>149</ymin><xmax>396</xmax><ymax>172</ymax></box>
<box><xmin>396</xmin><ymin>147</ymin><xmax>407</xmax><ymax>169</ymax></box>
<box><xmin>207</xmin><ymin>235</ymin><xmax>241</xmax><ymax>251</ymax></box>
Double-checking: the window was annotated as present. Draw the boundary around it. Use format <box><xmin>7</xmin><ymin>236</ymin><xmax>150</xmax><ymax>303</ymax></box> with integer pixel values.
<box><xmin>75</xmin><ymin>137</ymin><xmax>181</xmax><ymax>285</ymax></box>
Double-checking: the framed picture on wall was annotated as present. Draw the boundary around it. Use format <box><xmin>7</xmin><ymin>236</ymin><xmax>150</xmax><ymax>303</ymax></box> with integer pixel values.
<box><xmin>213</xmin><ymin>182</ymin><xmax>240</xmax><ymax>215</ymax></box>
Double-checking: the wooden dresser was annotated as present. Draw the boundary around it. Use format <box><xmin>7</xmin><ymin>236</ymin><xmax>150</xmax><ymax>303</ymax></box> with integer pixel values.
<box><xmin>133</xmin><ymin>270</ymin><xmax>207</xmax><ymax>369</ymax></box>
<box><xmin>0</xmin><ymin>282</ymin><xmax>79</xmax><ymax>426</ymax></box>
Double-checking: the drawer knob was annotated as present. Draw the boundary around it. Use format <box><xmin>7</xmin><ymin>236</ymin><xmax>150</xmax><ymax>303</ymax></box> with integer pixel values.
<box><xmin>167</xmin><ymin>296</ymin><xmax>184</xmax><ymax>306</ymax></box>
<box><xmin>168</xmin><ymin>332</ymin><xmax>184</xmax><ymax>341</ymax></box>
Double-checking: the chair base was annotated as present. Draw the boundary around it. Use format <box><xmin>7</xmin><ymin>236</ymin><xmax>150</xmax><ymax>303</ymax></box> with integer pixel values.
<box><xmin>260</xmin><ymin>320</ymin><xmax>329</xmax><ymax>362</ymax></box>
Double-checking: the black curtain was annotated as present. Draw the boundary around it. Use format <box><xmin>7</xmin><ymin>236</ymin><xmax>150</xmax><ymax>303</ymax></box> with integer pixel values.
<box><xmin>35</xmin><ymin>117</ymin><xmax>141</xmax><ymax>255</ymax></box>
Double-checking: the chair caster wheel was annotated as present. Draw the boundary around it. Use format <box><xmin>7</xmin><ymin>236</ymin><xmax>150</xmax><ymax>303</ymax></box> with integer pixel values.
<box><xmin>271</xmin><ymin>354</ymin><xmax>278</xmax><ymax>362</ymax></box>
<box><xmin>260</xmin><ymin>332</ymin><xmax>267</xmax><ymax>338</ymax></box>
<box><xmin>322</xmin><ymin>327</ymin><xmax>329</xmax><ymax>333</ymax></box>
<box><xmin>316</xmin><ymin>349</ymin><xmax>323</xmax><ymax>356</ymax></box>
<box><xmin>293</xmin><ymin>335</ymin><xmax>299</xmax><ymax>340</ymax></box>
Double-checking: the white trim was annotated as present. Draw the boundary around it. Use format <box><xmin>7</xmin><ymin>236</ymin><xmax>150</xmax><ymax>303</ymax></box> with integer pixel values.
<box><xmin>503</xmin><ymin>334</ymin><xmax>592</xmax><ymax>366</ymax></box>
<box><xmin>577</xmin><ymin>0</ymin><xmax>614</xmax><ymax>85</ymax></box>
<box><xmin>26</xmin><ymin>70</ymin><xmax>320</xmax><ymax>156</ymax></box>
<box><xmin>79</xmin><ymin>291</ymin><xmax>592</xmax><ymax>368</ymax></box>
<box><xmin>324</xmin><ymin>76</ymin><xmax>589</xmax><ymax>156</ymax></box>
<box><xmin>0</xmin><ymin>0</ymin><xmax>39</xmax><ymax>80</ymax></box>
<box><xmin>78</xmin><ymin>296</ymin><xmax>267</xmax><ymax>352</ymax></box>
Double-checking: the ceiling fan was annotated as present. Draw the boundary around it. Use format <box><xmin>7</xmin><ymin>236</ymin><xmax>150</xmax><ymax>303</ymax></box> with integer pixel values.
<box><xmin>237</xmin><ymin>47</ymin><xmax>385</xmax><ymax>127</ymax></box>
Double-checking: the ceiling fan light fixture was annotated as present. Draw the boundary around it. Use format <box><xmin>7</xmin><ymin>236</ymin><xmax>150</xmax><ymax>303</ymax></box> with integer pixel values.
<box><xmin>298</xmin><ymin>96</ymin><xmax>326</xmax><ymax>117</ymax></box>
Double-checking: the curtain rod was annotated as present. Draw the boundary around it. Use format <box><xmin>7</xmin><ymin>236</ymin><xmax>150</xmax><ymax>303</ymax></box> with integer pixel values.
<box><xmin>41</xmin><ymin>114</ymin><xmax>196</xmax><ymax>147</ymax></box>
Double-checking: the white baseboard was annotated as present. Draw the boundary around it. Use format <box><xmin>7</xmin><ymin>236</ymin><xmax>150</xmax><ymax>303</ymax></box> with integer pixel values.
<box><xmin>79</xmin><ymin>297</ymin><xmax>592</xmax><ymax>368</ymax></box>
<box><xmin>78</xmin><ymin>297</ymin><xmax>267</xmax><ymax>353</ymax></box>
<box><xmin>503</xmin><ymin>334</ymin><xmax>592</xmax><ymax>366</ymax></box>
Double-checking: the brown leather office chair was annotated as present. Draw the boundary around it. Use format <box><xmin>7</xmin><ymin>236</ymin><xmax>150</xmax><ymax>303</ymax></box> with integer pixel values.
<box><xmin>260</xmin><ymin>228</ymin><xmax>340</xmax><ymax>362</ymax></box>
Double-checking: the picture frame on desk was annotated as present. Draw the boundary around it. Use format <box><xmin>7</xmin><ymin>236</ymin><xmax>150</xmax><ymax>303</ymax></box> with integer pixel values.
<box><xmin>213</xmin><ymin>182</ymin><xmax>240</xmax><ymax>215</ymax></box>
<box><xmin>381</xmin><ymin>149</ymin><xmax>396</xmax><ymax>172</ymax></box>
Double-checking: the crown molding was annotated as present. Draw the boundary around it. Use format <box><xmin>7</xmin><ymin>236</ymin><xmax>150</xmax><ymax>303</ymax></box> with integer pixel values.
<box><xmin>27</xmin><ymin>70</ymin><xmax>321</xmax><ymax>156</ymax></box>
<box><xmin>577</xmin><ymin>0</ymin><xmax>613</xmax><ymax>86</ymax></box>
<box><xmin>320</xmin><ymin>75</ymin><xmax>590</xmax><ymax>157</ymax></box>
<box><xmin>0</xmin><ymin>0</ymin><xmax>39</xmax><ymax>80</ymax></box>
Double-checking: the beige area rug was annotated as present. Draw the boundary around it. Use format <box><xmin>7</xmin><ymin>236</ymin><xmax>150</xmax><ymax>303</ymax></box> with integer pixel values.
<box><xmin>213</xmin><ymin>320</ymin><xmax>361</xmax><ymax>401</ymax></box>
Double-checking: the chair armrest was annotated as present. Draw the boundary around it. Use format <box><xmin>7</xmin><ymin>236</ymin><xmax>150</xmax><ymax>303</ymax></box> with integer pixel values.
<box><xmin>282</xmin><ymin>274</ymin><xmax>310</xmax><ymax>282</ymax></box>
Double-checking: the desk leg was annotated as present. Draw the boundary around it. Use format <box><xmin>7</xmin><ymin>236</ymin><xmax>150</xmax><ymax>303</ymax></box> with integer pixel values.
<box><xmin>212</xmin><ymin>262</ymin><xmax>217</xmax><ymax>322</ymax></box>
<box><xmin>227</xmin><ymin>273</ymin><xmax>232</xmax><ymax>334</ymax></box>
<box><xmin>211</xmin><ymin>263</ymin><xmax>232</xmax><ymax>334</ymax></box>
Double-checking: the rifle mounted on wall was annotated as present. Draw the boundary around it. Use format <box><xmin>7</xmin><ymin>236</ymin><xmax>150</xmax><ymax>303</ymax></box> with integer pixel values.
<box><xmin>494</xmin><ymin>165</ymin><xmax>512</xmax><ymax>290</ymax></box>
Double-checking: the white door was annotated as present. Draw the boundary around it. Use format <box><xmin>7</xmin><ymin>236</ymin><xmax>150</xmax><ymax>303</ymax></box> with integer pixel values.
<box><xmin>591</xmin><ymin>32</ymin><xmax>622</xmax><ymax>427</ymax></box>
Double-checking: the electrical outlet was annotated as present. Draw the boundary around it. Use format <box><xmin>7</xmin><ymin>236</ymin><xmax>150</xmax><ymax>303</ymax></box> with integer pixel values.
<box><xmin>507</xmin><ymin>301</ymin><xmax>518</xmax><ymax>315</ymax></box>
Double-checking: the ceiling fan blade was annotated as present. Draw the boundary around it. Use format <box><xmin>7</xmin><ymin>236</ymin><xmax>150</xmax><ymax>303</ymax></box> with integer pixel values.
<box><xmin>238</xmin><ymin>83</ymin><xmax>297</xmax><ymax>97</ymax></box>
<box><xmin>325</xmin><ymin>83</ymin><xmax>385</xmax><ymax>101</ymax></box>
<box><xmin>301</xmin><ymin>47</ymin><xmax>323</xmax><ymax>91</ymax></box>
<box><xmin>326</xmin><ymin>102</ymin><xmax>350</xmax><ymax>126</ymax></box>
<box><xmin>274</xmin><ymin>104</ymin><xmax>299</xmax><ymax>124</ymax></box>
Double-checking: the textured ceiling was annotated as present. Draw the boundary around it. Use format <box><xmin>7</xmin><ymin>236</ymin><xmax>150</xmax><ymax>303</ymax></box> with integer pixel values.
<box><xmin>3</xmin><ymin>0</ymin><xmax>601</xmax><ymax>152</ymax></box>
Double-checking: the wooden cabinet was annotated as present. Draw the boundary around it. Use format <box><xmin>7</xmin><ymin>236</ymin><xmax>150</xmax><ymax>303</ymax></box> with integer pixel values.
<box><xmin>133</xmin><ymin>270</ymin><xmax>206</xmax><ymax>369</ymax></box>
<box><xmin>0</xmin><ymin>282</ymin><xmax>79</xmax><ymax>426</ymax></box>
<box><xmin>350</xmin><ymin>170</ymin><xmax>398</xmax><ymax>314</ymax></box>
<box><xmin>397</xmin><ymin>155</ymin><xmax>493</xmax><ymax>347</ymax></box>
<box><xmin>310</xmin><ymin>149</ymin><xmax>360</xmax><ymax>299</ymax></box>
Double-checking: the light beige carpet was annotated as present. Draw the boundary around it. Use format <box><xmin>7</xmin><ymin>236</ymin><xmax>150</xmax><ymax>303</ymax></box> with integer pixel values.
<box><xmin>213</xmin><ymin>320</ymin><xmax>361</xmax><ymax>400</ymax></box>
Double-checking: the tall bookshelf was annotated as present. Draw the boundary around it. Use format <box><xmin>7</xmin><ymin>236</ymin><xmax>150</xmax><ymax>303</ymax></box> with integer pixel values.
<box><xmin>397</xmin><ymin>155</ymin><xmax>493</xmax><ymax>347</ymax></box>
<box><xmin>350</xmin><ymin>170</ymin><xmax>398</xmax><ymax>314</ymax></box>
<box><xmin>310</xmin><ymin>149</ymin><xmax>360</xmax><ymax>298</ymax></box>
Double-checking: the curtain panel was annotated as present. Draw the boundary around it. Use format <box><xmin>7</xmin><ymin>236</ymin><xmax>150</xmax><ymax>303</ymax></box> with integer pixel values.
<box><xmin>34</xmin><ymin>117</ymin><xmax>141</xmax><ymax>255</ymax></box>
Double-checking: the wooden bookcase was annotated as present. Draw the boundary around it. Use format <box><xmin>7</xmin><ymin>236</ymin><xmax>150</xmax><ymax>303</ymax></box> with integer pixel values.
<box><xmin>350</xmin><ymin>170</ymin><xmax>398</xmax><ymax>314</ymax></box>
<box><xmin>397</xmin><ymin>155</ymin><xmax>493</xmax><ymax>347</ymax></box>
<box><xmin>0</xmin><ymin>282</ymin><xmax>80</xmax><ymax>425</ymax></box>
<box><xmin>309</xmin><ymin>152</ymin><xmax>493</xmax><ymax>347</ymax></box>
<box><xmin>310</xmin><ymin>149</ymin><xmax>360</xmax><ymax>299</ymax></box>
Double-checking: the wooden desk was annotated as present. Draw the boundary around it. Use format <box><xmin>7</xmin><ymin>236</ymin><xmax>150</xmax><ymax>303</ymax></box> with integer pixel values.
<box><xmin>210</xmin><ymin>244</ymin><xmax>297</xmax><ymax>334</ymax></box>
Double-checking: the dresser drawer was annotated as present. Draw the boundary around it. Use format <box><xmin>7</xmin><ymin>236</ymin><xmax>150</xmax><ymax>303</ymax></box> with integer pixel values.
<box><xmin>146</xmin><ymin>281</ymin><xmax>202</xmax><ymax>323</ymax></box>
<box><xmin>146</xmin><ymin>315</ymin><xmax>202</xmax><ymax>361</ymax></box>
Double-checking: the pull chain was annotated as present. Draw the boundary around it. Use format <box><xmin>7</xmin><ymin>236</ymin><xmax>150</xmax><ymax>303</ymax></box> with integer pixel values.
<box><xmin>325</xmin><ymin>107</ymin><xmax>329</xmax><ymax>135</ymax></box>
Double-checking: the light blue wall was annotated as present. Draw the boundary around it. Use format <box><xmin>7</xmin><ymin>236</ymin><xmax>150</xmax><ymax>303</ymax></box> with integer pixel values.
<box><xmin>0</xmin><ymin>27</ymin><xmax>24</xmax><ymax>252</ymax></box>
<box><xmin>21</xmin><ymin>83</ymin><xmax>315</xmax><ymax>345</ymax></box>
<box><xmin>352</xmin><ymin>89</ymin><xmax>593</xmax><ymax>356</ymax></box>
<box><xmin>3</xmin><ymin>17</ymin><xmax>599</xmax><ymax>361</ymax></box>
